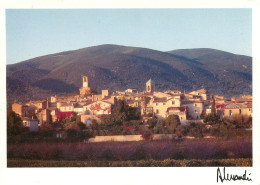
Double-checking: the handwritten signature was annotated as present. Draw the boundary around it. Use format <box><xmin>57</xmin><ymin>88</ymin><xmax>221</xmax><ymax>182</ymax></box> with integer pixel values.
<box><xmin>217</xmin><ymin>167</ymin><xmax>252</xmax><ymax>183</ymax></box>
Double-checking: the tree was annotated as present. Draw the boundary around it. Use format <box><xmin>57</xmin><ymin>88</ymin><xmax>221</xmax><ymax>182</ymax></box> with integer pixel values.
<box><xmin>211</xmin><ymin>95</ymin><xmax>216</xmax><ymax>115</ymax></box>
<box><xmin>90</xmin><ymin>88</ymin><xmax>98</xmax><ymax>95</ymax></box>
<box><xmin>165</xmin><ymin>115</ymin><xmax>180</xmax><ymax>133</ymax></box>
<box><xmin>203</xmin><ymin>95</ymin><xmax>221</xmax><ymax>124</ymax></box>
<box><xmin>40</xmin><ymin>123</ymin><xmax>54</xmax><ymax>137</ymax></box>
<box><xmin>147</xmin><ymin>117</ymin><xmax>157</xmax><ymax>129</ymax></box>
<box><xmin>232</xmin><ymin>114</ymin><xmax>252</xmax><ymax>128</ymax></box>
<box><xmin>203</xmin><ymin>113</ymin><xmax>220</xmax><ymax>125</ymax></box>
<box><xmin>144</xmin><ymin>96</ymin><xmax>151</xmax><ymax>107</ymax></box>
<box><xmin>188</xmin><ymin>123</ymin><xmax>204</xmax><ymax>138</ymax></box>
<box><xmin>102</xmin><ymin>100</ymin><xmax>140</xmax><ymax>127</ymax></box>
<box><xmin>7</xmin><ymin>109</ymin><xmax>25</xmax><ymax>137</ymax></box>
<box><xmin>153</xmin><ymin>119</ymin><xmax>166</xmax><ymax>134</ymax></box>
<box><xmin>175</xmin><ymin>125</ymin><xmax>189</xmax><ymax>137</ymax></box>
<box><xmin>66</xmin><ymin>128</ymin><xmax>78</xmax><ymax>138</ymax></box>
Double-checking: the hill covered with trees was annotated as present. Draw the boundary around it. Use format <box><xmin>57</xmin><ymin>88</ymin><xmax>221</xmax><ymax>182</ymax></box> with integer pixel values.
<box><xmin>7</xmin><ymin>44</ymin><xmax>252</xmax><ymax>103</ymax></box>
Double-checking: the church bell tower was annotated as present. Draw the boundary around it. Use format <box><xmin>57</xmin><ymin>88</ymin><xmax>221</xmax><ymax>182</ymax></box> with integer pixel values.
<box><xmin>146</xmin><ymin>79</ymin><xmax>155</xmax><ymax>93</ymax></box>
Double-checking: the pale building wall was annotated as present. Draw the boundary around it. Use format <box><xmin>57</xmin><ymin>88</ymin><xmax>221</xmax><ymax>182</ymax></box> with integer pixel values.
<box><xmin>185</xmin><ymin>102</ymin><xmax>204</xmax><ymax>120</ymax></box>
<box><xmin>23</xmin><ymin>120</ymin><xmax>39</xmax><ymax>132</ymax></box>
<box><xmin>84</xmin><ymin>101</ymin><xmax>112</xmax><ymax>115</ymax></box>
<box><xmin>223</xmin><ymin>107</ymin><xmax>252</xmax><ymax>120</ymax></box>
<box><xmin>152</xmin><ymin>97</ymin><xmax>181</xmax><ymax>119</ymax></box>
<box><xmin>102</xmin><ymin>90</ymin><xmax>109</xmax><ymax>99</ymax></box>
<box><xmin>59</xmin><ymin>105</ymin><xmax>74</xmax><ymax>112</ymax></box>
<box><xmin>92</xmin><ymin>94</ymin><xmax>103</xmax><ymax>102</ymax></box>
<box><xmin>153</xmin><ymin>102</ymin><xmax>168</xmax><ymax>119</ymax></box>
<box><xmin>167</xmin><ymin>111</ymin><xmax>187</xmax><ymax>125</ymax></box>
<box><xmin>74</xmin><ymin>107</ymin><xmax>84</xmax><ymax>115</ymax></box>
<box><xmin>50</xmin><ymin>96</ymin><xmax>57</xmax><ymax>103</ymax></box>
<box><xmin>190</xmin><ymin>91</ymin><xmax>208</xmax><ymax>100</ymax></box>
<box><xmin>12</xmin><ymin>103</ymin><xmax>23</xmax><ymax>116</ymax></box>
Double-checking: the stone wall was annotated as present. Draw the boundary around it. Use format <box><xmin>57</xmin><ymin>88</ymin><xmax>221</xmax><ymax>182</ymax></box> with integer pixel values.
<box><xmin>87</xmin><ymin>134</ymin><xmax>177</xmax><ymax>142</ymax></box>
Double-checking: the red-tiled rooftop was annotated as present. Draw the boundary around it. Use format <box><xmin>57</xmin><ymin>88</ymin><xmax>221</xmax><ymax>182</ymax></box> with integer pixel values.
<box><xmin>167</xmin><ymin>106</ymin><xmax>186</xmax><ymax>112</ymax></box>
<box><xmin>153</xmin><ymin>97</ymin><xmax>167</xmax><ymax>103</ymax></box>
<box><xmin>225</xmin><ymin>103</ymin><xmax>251</xmax><ymax>109</ymax></box>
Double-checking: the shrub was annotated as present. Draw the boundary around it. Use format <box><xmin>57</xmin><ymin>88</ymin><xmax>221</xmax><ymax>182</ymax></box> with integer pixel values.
<box><xmin>232</xmin><ymin>115</ymin><xmax>252</xmax><ymax>128</ymax></box>
<box><xmin>187</xmin><ymin>123</ymin><xmax>204</xmax><ymax>138</ymax></box>
<box><xmin>147</xmin><ymin>117</ymin><xmax>158</xmax><ymax>129</ymax></box>
<box><xmin>7</xmin><ymin>138</ymin><xmax>252</xmax><ymax>162</ymax></box>
<box><xmin>140</xmin><ymin>128</ymin><xmax>153</xmax><ymax>141</ymax></box>
<box><xmin>40</xmin><ymin>123</ymin><xmax>54</xmax><ymax>137</ymax></box>
<box><xmin>165</xmin><ymin>115</ymin><xmax>180</xmax><ymax>133</ymax></box>
<box><xmin>203</xmin><ymin>113</ymin><xmax>221</xmax><ymax>125</ymax></box>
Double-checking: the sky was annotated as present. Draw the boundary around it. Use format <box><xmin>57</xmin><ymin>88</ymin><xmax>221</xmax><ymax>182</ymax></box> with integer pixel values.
<box><xmin>6</xmin><ymin>9</ymin><xmax>252</xmax><ymax>64</ymax></box>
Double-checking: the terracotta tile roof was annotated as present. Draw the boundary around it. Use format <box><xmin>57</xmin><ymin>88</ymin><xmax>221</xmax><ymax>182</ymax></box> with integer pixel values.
<box><xmin>153</xmin><ymin>97</ymin><xmax>167</xmax><ymax>103</ymax></box>
<box><xmin>197</xmin><ymin>88</ymin><xmax>207</xmax><ymax>93</ymax></box>
<box><xmin>167</xmin><ymin>106</ymin><xmax>186</xmax><ymax>112</ymax></box>
<box><xmin>225</xmin><ymin>103</ymin><xmax>250</xmax><ymax>109</ymax></box>
<box><xmin>74</xmin><ymin>104</ymin><xmax>83</xmax><ymax>108</ymax></box>
<box><xmin>60</xmin><ymin>103</ymin><xmax>73</xmax><ymax>107</ymax></box>
<box><xmin>182</xmin><ymin>100</ymin><xmax>204</xmax><ymax>104</ymax></box>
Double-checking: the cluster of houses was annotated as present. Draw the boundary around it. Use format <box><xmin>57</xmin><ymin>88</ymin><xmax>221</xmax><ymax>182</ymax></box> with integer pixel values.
<box><xmin>11</xmin><ymin>76</ymin><xmax>252</xmax><ymax>132</ymax></box>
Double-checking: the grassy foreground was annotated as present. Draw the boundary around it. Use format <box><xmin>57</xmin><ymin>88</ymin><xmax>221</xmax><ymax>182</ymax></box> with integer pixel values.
<box><xmin>8</xmin><ymin>158</ymin><xmax>251</xmax><ymax>167</ymax></box>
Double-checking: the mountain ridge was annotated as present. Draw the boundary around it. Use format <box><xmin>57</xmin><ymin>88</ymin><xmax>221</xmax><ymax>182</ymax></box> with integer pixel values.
<box><xmin>6</xmin><ymin>44</ymin><xmax>252</xmax><ymax>104</ymax></box>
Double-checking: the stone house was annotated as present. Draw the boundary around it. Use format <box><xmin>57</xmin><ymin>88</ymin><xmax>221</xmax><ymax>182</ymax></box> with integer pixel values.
<box><xmin>222</xmin><ymin>102</ymin><xmax>252</xmax><ymax>121</ymax></box>
<box><xmin>48</xmin><ymin>107</ymin><xmax>58</xmax><ymax>122</ymax></box>
<box><xmin>81</xmin><ymin>115</ymin><xmax>102</xmax><ymax>126</ymax></box>
<box><xmin>59</xmin><ymin>103</ymin><xmax>74</xmax><ymax>112</ymax></box>
<box><xmin>73</xmin><ymin>104</ymin><xmax>84</xmax><ymax>115</ymax></box>
<box><xmin>182</xmin><ymin>100</ymin><xmax>204</xmax><ymax>120</ymax></box>
<box><xmin>12</xmin><ymin>103</ymin><xmax>29</xmax><ymax>117</ymax></box>
<box><xmin>152</xmin><ymin>96</ymin><xmax>181</xmax><ymax>119</ymax></box>
<box><xmin>22</xmin><ymin>117</ymin><xmax>39</xmax><ymax>132</ymax></box>
<box><xmin>37</xmin><ymin>109</ymin><xmax>50</xmax><ymax>126</ymax></box>
<box><xmin>166</xmin><ymin>106</ymin><xmax>187</xmax><ymax>125</ymax></box>
<box><xmin>190</xmin><ymin>88</ymin><xmax>210</xmax><ymax>100</ymax></box>
<box><xmin>27</xmin><ymin>100</ymin><xmax>48</xmax><ymax>111</ymax></box>
<box><xmin>83</xmin><ymin>101</ymin><xmax>112</xmax><ymax>115</ymax></box>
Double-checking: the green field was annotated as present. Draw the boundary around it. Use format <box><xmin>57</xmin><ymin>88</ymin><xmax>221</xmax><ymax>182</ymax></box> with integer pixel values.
<box><xmin>8</xmin><ymin>158</ymin><xmax>251</xmax><ymax>167</ymax></box>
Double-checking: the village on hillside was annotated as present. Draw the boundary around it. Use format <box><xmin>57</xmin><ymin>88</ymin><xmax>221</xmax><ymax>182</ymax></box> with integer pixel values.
<box><xmin>11</xmin><ymin>75</ymin><xmax>252</xmax><ymax>139</ymax></box>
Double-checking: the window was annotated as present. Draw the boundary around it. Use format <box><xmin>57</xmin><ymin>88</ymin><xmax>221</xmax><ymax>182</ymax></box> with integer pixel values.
<box><xmin>163</xmin><ymin>103</ymin><xmax>166</xmax><ymax>105</ymax></box>
<box><xmin>156</xmin><ymin>109</ymin><xmax>159</xmax><ymax>114</ymax></box>
<box><xmin>229</xmin><ymin>110</ymin><xmax>232</xmax><ymax>116</ymax></box>
<box><xmin>249</xmin><ymin>108</ymin><xmax>251</xmax><ymax>112</ymax></box>
<box><xmin>180</xmin><ymin>117</ymin><xmax>183</xmax><ymax>120</ymax></box>
<box><xmin>194</xmin><ymin>110</ymin><xmax>197</xmax><ymax>113</ymax></box>
<box><xmin>172</xmin><ymin>101</ymin><xmax>175</xmax><ymax>105</ymax></box>
<box><xmin>156</xmin><ymin>103</ymin><xmax>158</xmax><ymax>106</ymax></box>
<box><xmin>195</xmin><ymin>104</ymin><xmax>197</xmax><ymax>107</ymax></box>
<box><xmin>239</xmin><ymin>109</ymin><xmax>242</xmax><ymax>114</ymax></box>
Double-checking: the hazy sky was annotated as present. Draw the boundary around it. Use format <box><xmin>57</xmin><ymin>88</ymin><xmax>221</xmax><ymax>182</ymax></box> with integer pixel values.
<box><xmin>6</xmin><ymin>9</ymin><xmax>252</xmax><ymax>64</ymax></box>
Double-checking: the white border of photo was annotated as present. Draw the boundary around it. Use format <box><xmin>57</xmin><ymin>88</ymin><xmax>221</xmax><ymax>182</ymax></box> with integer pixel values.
<box><xmin>0</xmin><ymin>1</ymin><xmax>259</xmax><ymax>185</ymax></box>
